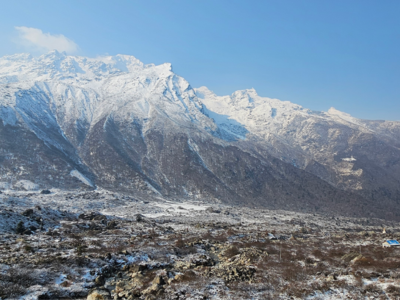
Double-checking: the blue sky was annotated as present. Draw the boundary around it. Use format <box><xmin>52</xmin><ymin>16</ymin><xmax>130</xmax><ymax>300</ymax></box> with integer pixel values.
<box><xmin>0</xmin><ymin>0</ymin><xmax>399</xmax><ymax>120</ymax></box>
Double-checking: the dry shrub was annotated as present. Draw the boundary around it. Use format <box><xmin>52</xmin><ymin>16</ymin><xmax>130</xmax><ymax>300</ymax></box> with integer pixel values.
<box><xmin>59</xmin><ymin>280</ymin><xmax>72</xmax><ymax>287</ymax></box>
<box><xmin>354</xmin><ymin>275</ymin><xmax>363</xmax><ymax>287</ymax></box>
<box><xmin>282</xmin><ymin>282</ymin><xmax>311</xmax><ymax>298</ymax></box>
<box><xmin>265</xmin><ymin>245</ymin><xmax>279</xmax><ymax>255</ymax></box>
<box><xmin>386</xmin><ymin>284</ymin><xmax>400</xmax><ymax>296</ymax></box>
<box><xmin>148</xmin><ymin>228</ymin><xmax>159</xmax><ymax>238</ymax></box>
<box><xmin>353</xmin><ymin>256</ymin><xmax>400</xmax><ymax>272</ymax></box>
<box><xmin>363</xmin><ymin>283</ymin><xmax>381</xmax><ymax>294</ymax></box>
<box><xmin>174</xmin><ymin>235</ymin><xmax>197</xmax><ymax>255</ymax></box>
<box><xmin>305</xmin><ymin>257</ymin><xmax>315</xmax><ymax>264</ymax></box>
<box><xmin>241</xmin><ymin>240</ymin><xmax>270</xmax><ymax>249</ymax></box>
<box><xmin>140</xmin><ymin>269</ymin><xmax>159</xmax><ymax>287</ymax></box>
<box><xmin>333</xmin><ymin>279</ymin><xmax>350</xmax><ymax>289</ymax></box>
<box><xmin>305</xmin><ymin>262</ymin><xmax>328</xmax><ymax>275</ymax></box>
<box><xmin>23</xmin><ymin>244</ymin><xmax>34</xmax><ymax>252</ymax></box>
<box><xmin>69</xmin><ymin>233</ymin><xmax>84</xmax><ymax>248</ymax></box>
<box><xmin>309</xmin><ymin>281</ymin><xmax>330</xmax><ymax>294</ymax></box>
<box><xmin>175</xmin><ymin>237</ymin><xmax>185</xmax><ymax>248</ymax></box>
<box><xmin>175</xmin><ymin>246</ymin><xmax>197</xmax><ymax>256</ymax></box>
<box><xmin>294</xmin><ymin>249</ymin><xmax>307</xmax><ymax>261</ymax></box>
<box><xmin>0</xmin><ymin>267</ymin><xmax>37</xmax><ymax>298</ymax></box>
<box><xmin>372</xmin><ymin>248</ymin><xmax>388</xmax><ymax>260</ymax></box>
<box><xmin>85</xmin><ymin>230</ymin><xmax>100</xmax><ymax>237</ymax></box>
<box><xmin>201</xmin><ymin>232</ymin><xmax>213</xmax><ymax>241</ymax></box>
<box><xmin>327</xmin><ymin>248</ymin><xmax>346</xmax><ymax>258</ymax></box>
<box><xmin>280</xmin><ymin>249</ymin><xmax>295</xmax><ymax>262</ymax></box>
<box><xmin>71</xmin><ymin>256</ymin><xmax>87</xmax><ymax>267</ymax></box>
<box><xmin>227</xmin><ymin>228</ymin><xmax>237</xmax><ymax>236</ymax></box>
<box><xmin>88</xmin><ymin>239</ymin><xmax>103</xmax><ymax>247</ymax></box>
<box><xmin>282</xmin><ymin>263</ymin><xmax>307</xmax><ymax>282</ymax></box>
<box><xmin>110</xmin><ymin>242</ymin><xmax>127</xmax><ymax>253</ymax></box>
<box><xmin>312</xmin><ymin>249</ymin><xmax>323</xmax><ymax>258</ymax></box>
<box><xmin>228</xmin><ymin>281</ymin><xmax>274</xmax><ymax>298</ymax></box>
<box><xmin>0</xmin><ymin>281</ymin><xmax>26</xmax><ymax>299</ymax></box>
<box><xmin>354</xmin><ymin>256</ymin><xmax>374</xmax><ymax>267</ymax></box>
<box><xmin>224</xmin><ymin>245</ymin><xmax>240</xmax><ymax>258</ymax></box>
<box><xmin>179</xmin><ymin>270</ymin><xmax>197</xmax><ymax>282</ymax></box>
<box><xmin>211</xmin><ymin>233</ymin><xmax>227</xmax><ymax>243</ymax></box>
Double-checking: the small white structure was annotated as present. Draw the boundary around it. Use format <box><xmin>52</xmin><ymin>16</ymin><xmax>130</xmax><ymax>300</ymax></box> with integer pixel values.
<box><xmin>382</xmin><ymin>240</ymin><xmax>400</xmax><ymax>248</ymax></box>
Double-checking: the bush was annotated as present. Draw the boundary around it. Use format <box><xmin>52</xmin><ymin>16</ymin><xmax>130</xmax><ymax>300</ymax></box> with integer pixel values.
<box><xmin>179</xmin><ymin>270</ymin><xmax>197</xmax><ymax>282</ymax></box>
<box><xmin>363</xmin><ymin>283</ymin><xmax>381</xmax><ymax>294</ymax></box>
<box><xmin>23</xmin><ymin>244</ymin><xmax>33</xmax><ymax>252</ymax></box>
<box><xmin>386</xmin><ymin>284</ymin><xmax>400</xmax><ymax>296</ymax></box>
<box><xmin>16</xmin><ymin>221</ymin><xmax>25</xmax><ymax>234</ymax></box>
<box><xmin>175</xmin><ymin>237</ymin><xmax>185</xmax><ymax>248</ymax></box>
<box><xmin>223</xmin><ymin>246</ymin><xmax>240</xmax><ymax>258</ymax></box>
<box><xmin>0</xmin><ymin>267</ymin><xmax>37</xmax><ymax>298</ymax></box>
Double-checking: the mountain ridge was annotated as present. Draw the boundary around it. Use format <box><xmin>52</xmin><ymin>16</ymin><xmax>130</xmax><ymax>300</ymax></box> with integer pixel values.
<box><xmin>1</xmin><ymin>51</ymin><xmax>399</xmax><ymax>220</ymax></box>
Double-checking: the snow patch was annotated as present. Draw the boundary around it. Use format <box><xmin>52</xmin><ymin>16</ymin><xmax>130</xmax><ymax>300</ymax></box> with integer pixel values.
<box><xmin>14</xmin><ymin>180</ymin><xmax>39</xmax><ymax>191</ymax></box>
<box><xmin>70</xmin><ymin>170</ymin><xmax>93</xmax><ymax>187</ymax></box>
<box><xmin>342</xmin><ymin>156</ymin><xmax>356</xmax><ymax>162</ymax></box>
<box><xmin>145</xmin><ymin>182</ymin><xmax>162</xmax><ymax>196</ymax></box>
<box><xmin>0</xmin><ymin>182</ymin><xmax>10</xmax><ymax>190</ymax></box>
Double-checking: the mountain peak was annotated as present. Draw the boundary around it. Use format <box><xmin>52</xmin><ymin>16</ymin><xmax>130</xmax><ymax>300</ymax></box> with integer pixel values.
<box><xmin>194</xmin><ymin>86</ymin><xmax>216</xmax><ymax>99</ymax></box>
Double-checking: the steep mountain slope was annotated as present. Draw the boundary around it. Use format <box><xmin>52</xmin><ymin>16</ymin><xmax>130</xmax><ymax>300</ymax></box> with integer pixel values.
<box><xmin>196</xmin><ymin>87</ymin><xmax>400</xmax><ymax>213</ymax></box>
<box><xmin>0</xmin><ymin>51</ymin><xmax>399</xmax><ymax>220</ymax></box>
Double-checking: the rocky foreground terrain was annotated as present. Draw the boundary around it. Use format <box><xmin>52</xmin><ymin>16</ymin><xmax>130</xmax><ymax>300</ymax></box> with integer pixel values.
<box><xmin>1</xmin><ymin>189</ymin><xmax>400</xmax><ymax>300</ymax></box>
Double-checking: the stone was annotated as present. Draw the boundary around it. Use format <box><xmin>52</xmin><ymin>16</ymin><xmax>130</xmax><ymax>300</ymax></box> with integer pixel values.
<box><xmin>15</xmin><ymin>221</ymin><xmax>25</xmax><ymax>234</ymax></box>
<box><xmin>152</xmin><ymin>275</ymin><xmax>165</xmax><ymax>286</ymax></box>
<box><xmin>22</xmin><ymin>209</ymin><xmax>34</xmax><ymax>217</ymax></box>
<box><xmin>205</xmin><ymin>207</ymin><xmax>216</xmax><ymax>213</ymax></box>
<box><xmin>135</xmin><ymin>214</ymin><xmax>145</xmax><ymax>222</ymax></box>
<box><xmin>106</xmin><ymin>220</ymin><xmax>117</xmax><ymax>229</ymax></box>
<box><xmin>95</xmin><ymin>275</ymin><xmax>105</xmax><ymax>286</ymax></box>
<box><xmin>92</xmin><ymin>214</ymin><xmax>107</xmax><ymax>221</ymax></box>
<box><xmin>40</xmin><ymin>189</ymin><xmax>51</xmax><ymax>194</ymax></box>
<box><xmin>87</xmin><ymin>287</ymin><xmax>112</xmax><ymax>300</ymax></box>
<box><xmin>129</xmin><ymin>264</ymin><xmax>147</xmax><ymax>273</ymax></box>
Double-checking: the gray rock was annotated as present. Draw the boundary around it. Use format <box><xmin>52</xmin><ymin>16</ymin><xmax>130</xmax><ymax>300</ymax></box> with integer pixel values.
<box><xmin>87</xmin><ymin>287</ymin><xmax>111</xmax><ymax>300</ymax></box>
<box><xmin>94</xmin><ymin>275</ymin><xmax>105</xmax><ymax>286</ymax></box>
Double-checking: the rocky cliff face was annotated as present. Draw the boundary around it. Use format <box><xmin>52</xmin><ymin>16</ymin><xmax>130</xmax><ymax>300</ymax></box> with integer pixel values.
<box><xmin>0</xmin><ymin>51</ymin><xmax>399</xmax><ymax>219</ymax></box>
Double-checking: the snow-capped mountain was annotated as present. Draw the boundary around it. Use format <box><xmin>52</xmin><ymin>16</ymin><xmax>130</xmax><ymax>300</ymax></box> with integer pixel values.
<box><xmin>196</xmin><ymin>86</ymin><xmax>400</xmax><ymax>208</ymax></box>
<box><xmin>1</xmin><ymin>51</ymin><xmax>399</xmax><ymax>220</ymax></box>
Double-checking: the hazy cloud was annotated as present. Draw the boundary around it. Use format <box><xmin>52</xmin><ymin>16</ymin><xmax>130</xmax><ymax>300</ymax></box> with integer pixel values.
<box><xmin>15</xmin><ymin>26</ymin><xmax>79</xmax><ymax>53</ymax></box>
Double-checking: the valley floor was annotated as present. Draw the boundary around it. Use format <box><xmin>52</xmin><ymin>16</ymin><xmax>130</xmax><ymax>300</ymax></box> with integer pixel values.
<box><xmin>1</xmin><ymin>189</ymin><xmax>400</xmax><ymax>299</ymax></box>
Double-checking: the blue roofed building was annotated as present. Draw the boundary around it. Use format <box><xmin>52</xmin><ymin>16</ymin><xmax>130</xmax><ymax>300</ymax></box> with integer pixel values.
<box><xmin>382</xmin><ymin>240</ymin><xmax>400</xmax><ymax>248</ymax></box>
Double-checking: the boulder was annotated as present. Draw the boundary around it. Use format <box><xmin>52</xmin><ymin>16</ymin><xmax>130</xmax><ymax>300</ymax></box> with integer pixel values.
<box><xmin>92</xmin><ymin>214</ymin><xmax>107</xmax><ymax>221</ymax></box>
<box><xmin>87</xmin><ymin>287</ymin><xmax>111</xmax><ymax>300</ymax></box>
<box><xmin>129</xmin><ymin>264</ymin><xmax>148</xmax><ymax>273</ymax></box>
<box><xmin>106</xmin><ymin>220</ymin><xmax>117</xmax><ymax>229</ymax></box>
<box><xmin>15</xmin><ymin>221</ymin><xmax>25</xmax><ymax>234</ymax></box>
<box><xmin>95</xmin><ymin>275</ymin><xmax>105</xmax><ymax>286</ymax></box>
<box><xmin>135</xmin><ymin>214</ymin><xmax>145</xmax><ymax>222</ymax></box>
<box><xmin>152</xmin><ymin>275</ymin><xmax>166</xmax><ymax>286</ymax></box>
<box><xmin>205</xmin><ymin>207</ymin><xmax>220</xmax><ymax>213</ymax></box>
<box><xmin>22</xmin><ymin>209</ymin><xmax>34</xmax><ymax>217</ymax></box>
